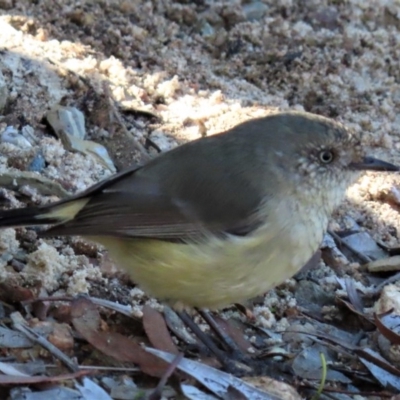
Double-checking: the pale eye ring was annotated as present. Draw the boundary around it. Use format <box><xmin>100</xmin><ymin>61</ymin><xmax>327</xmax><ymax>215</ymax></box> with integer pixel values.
<box><xmin>318</xmin><ymin>150</ymin><xmax>334</xmax><ymax>164</ymax></box>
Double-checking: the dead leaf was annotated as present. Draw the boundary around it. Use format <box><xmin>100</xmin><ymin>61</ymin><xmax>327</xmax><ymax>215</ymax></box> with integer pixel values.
<box><xmin>143</xmin><ymin>305</ymin><xmax>179</xmax><ymax>354</ymax></box>
<box><xmin>71</xmin><ymin>297</ymin><xmax>168</xmax><ymax>377</ymax></box>
<box><xmin>360</xmin><ymin>356</ymin><xmax>400</xmax><ymax>391</ymax></box>
<box><xmin>146</xmin><ymin>347</ymin><xmax>298</xmax><ymax>400</ymax></box>
<box><xmin>0</xmin><ymin>369</ymin><xmax>91</xmax><ymax>385</ymax></box>
<box><xmin>213</xmin><ymin>315</ymin><xmax>255</xmax><ymax>354</ymax></box>
<box><xmin>76</xmin><ymin>377</ymin><xmax>113</xmax><ymax>400</ymax></box>
<box><xmin>336</xmin><ymin>297</ymin><xmax>374</xmax><ymax>328</ymax></box>
<box><xmin>345</xmin><ymin>278</ymin><xmax>364</xmax><ymax>312</ymax></box>
<box><xmin>375</xmin><ymin>312</ymin><xmax>400</xmax><ymax>345</ymax></box>
<box><xmin>0</xmin><ymin>277</ymin><xmax>40</xmax><ymax>303</ymax></box>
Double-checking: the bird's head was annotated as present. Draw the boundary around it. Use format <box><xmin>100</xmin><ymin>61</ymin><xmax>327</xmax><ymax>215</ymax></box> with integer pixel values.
<box><xmin>266</xmin><ymin>112</ymin><xmax>399</xmax><ymax>212</ymax></box>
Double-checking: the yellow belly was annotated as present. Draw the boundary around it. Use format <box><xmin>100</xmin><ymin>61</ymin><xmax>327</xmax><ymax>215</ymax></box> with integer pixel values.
<box><xmin>93</xmin><ymin>221</ymin><xmax>322</xmax><ymax>309</ymax></box>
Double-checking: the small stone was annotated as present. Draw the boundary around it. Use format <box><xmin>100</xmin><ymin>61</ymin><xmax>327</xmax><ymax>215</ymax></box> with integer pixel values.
<box><xmin>367</xmin><ymin>256</ymin><xmax>400</xmax><ymax>272</ymax></box>
<box><xmin>0</xmin><ymin>69</ymin><xmax>9</xmax><ymax>111</ymax></box>
<box><xmin>27</xmin><ymin>152</ymin><xmax>46</xmax><ymax>172</ymax></box>
<box><xmin>10</xmin><ymin>259</ymin><xmax>25</xmax><ymax>272</ymax></box>
<box><xmin>0</xmin><ymin>251</ymin><xmax>13</xmax><ymax>265</ymax></box>
<box><xmin>21</xmin><ymin>125</ymin><xmax>38</xmax><ymax>145</ymax></box>
<box><xmin>375</xmin><ymin>284</ymin><xmax>400</xmax><ymax>314</ymax></box>
<box><xmin>313</xmin><ymin>6</ymin><xmax>339</xmax><ymax>30</ymax></box>
<box><xmin>243</xmin><ymin>1</ymin><xmax>269</xmax><ymax>22</ymax></box>
<box><xmin>47</xmin><ymin>323</ymin><xmax>74</xmax><ymax>352</ymax></box>
<box><xmin>150</xmin><ymin>130</ymin><xmax>177</xmax><ymax>152</ymax></box>
<box><xmin>46</xmin><ymin>105</ymin><xmax>86</xmax><ymax>140</ymax></box>
<box><xmin>1</xmin><ymin>126</ymin><xmax>32</xmax><ymax>148</ymax></box>
<box><xmin>200</xmin><ymin>21</ymin><xmax>215</xmax><ymax>38</ymax></box>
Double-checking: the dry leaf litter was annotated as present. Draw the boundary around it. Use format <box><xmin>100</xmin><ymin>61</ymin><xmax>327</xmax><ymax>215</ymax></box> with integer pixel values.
<box><xmin>0</xmin><ymin>0</ymin><xmax>399</xmax><ymax>399</ymax></box>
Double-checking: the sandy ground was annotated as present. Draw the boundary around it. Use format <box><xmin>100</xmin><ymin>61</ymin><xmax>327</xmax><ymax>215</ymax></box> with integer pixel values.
<box><xmin>0</xmin><ymin>0</ymin><xmax>399</xmax><ymax>294</ymax></box>
<box><xmin>0</xmin><ymin>0</ymin><xmax>400</xmax><ymax>398</ymax></box>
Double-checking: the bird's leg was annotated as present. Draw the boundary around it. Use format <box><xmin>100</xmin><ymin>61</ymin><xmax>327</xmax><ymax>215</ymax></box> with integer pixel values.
<box><xmin>193</xmin><ymin>310</ymin><xmax>294</xmax><ymax>380</ymax></box>
<box><xmin>176</xmin><ymin>310</ymin><xmax>229</xmax><ymax>361</ymax></box>
<box><xmin>196</xmin><ymin>308</ymin><xmax>244</xmax><ymax>355</ymax></box>
<box><xmin>176</xmin><ymin>310</ymin><xmax>251</xmax><ymax>376</ymax></box>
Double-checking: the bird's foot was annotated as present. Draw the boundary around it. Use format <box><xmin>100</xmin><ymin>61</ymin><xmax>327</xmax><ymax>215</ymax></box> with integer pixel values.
<box><xmin>177</xmin><ymin>309</ymin><xmax>257</xmax><ymax>376</ymax></box>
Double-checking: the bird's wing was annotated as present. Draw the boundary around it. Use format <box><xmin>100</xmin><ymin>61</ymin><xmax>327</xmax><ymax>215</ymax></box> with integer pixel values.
<box><xmin>43</xmin><ymin>162</ymin><xmax>265</xmax><ymax>241</ymax></box>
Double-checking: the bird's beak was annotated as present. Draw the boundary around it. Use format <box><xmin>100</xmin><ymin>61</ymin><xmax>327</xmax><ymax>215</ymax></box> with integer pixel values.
<box><xmin>350</xmin><ymin>156</ymin><xmax>400</xmax><ymax>172</ymax></box>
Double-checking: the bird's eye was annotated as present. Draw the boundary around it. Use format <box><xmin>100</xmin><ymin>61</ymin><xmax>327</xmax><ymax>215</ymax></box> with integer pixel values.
<box><xmin>318</xmin><ymin>150</ymin><xmax>334</xmax><ymax>164</ymax></box>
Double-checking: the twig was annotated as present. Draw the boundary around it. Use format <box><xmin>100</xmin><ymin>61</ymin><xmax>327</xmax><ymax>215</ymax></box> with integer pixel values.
<box><xmin>79</xmin><ymin>365</ymin><xmax>140</xmax><ymax>372</ymax></box>
<box><xmin>0</xmin><ymin>171</ymin><xmax>70</xmax><ymax>198</ymax></box>
<box><xmin>23</xmin><ymin>295</ymin><xmax>137</xmax><ymax>319</ymax></box>
<box><xmin>148</xmin><ymin>353</ymin><xmax>183</xmax><ymax>400</ymax></box>
<box><xmin>328</xmin><ymin>230</ymin><xmax>372</xmax><ymax>263</ymax></box>
<box><xmin>11</xmin><ymin>312</ymin><xmax>78</xmax><ymax>372</ymax></box>
<box><xmin>102</xmin><ymin>81</ymin><xmax>151</xmax><ymax>162</ymax></box>
<box><xmin>90</xmin><ymin>296</ymin><xmax>137</xmax><ymax>318</ymax></box>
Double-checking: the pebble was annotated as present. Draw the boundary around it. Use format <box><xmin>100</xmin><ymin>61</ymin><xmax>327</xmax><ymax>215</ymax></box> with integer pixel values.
<box><xmin>27</xmin><ymin>152</ymin><xmax>46</xmax><ymax>172</ymax></box>
<box><xmin>242</xmin><ymin>1</ymin><xmax>269</xmax><ymax>22</ymax></box>
<box><xmin>1</xmin><ymin>126</ymin><xmax>32</xmax><ymax>148</ymax></box>
<box><xmin>0</xmin><ymin>69</ymin><xmax>8</xmax><ymax>112</ymax></box>
<box><xmin>21</xmin><ymin>125</ymin><xmax>38</xmax><ymax>145</ymax></box>
<box><xmin>46</xmin><ymin>105</ymin><xmax>116</xmax><ymax>172</ymax></box>
<box><xmin>46</xmin><ymin>105</ymin><xmax>86</xmax><ymax>140</ymax></box>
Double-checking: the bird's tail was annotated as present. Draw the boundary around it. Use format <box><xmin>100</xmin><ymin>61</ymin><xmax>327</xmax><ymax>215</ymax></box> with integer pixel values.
<box><xmin>0</xmin><ymin>199</ymin><xmax>89</xmax><ymax>229</ymax></box>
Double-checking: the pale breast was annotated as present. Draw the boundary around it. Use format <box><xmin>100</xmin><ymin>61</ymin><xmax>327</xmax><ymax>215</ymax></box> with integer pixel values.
<box><xmin>95</xmin><ymin>196</ymin><xmax>328</xmax><ymax>310</ymax></box>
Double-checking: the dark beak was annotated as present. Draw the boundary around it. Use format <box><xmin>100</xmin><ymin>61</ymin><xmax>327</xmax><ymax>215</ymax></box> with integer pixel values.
<box><xmin>350</xmin><ymin>156</ymin><xmax>400</xmax><ymax>172</ymax></box>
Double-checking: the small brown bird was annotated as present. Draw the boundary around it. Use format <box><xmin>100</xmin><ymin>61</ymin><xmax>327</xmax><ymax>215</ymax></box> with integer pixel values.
<box><xmin>0</xmin><ymin>111</ymin><xmax>397</xmax><ymax>310</ymax></box>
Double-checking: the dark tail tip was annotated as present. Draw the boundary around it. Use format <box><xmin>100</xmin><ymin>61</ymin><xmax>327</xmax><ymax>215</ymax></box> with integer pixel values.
<box><xmin>0</xmin><ymin>207</ymin><xmax>58</xmax><ymax>228</ymax></box>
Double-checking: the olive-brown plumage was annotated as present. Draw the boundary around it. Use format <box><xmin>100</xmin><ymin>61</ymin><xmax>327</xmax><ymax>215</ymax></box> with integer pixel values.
<box><xmin>0</xmin><ymin>111</ymin><xmax>397</xmax><ymax>308</ymax></box>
